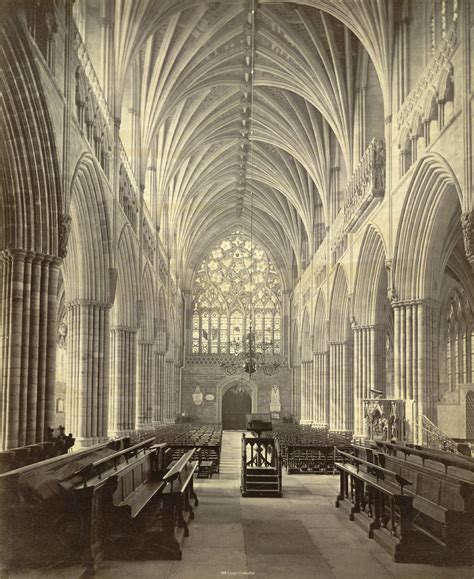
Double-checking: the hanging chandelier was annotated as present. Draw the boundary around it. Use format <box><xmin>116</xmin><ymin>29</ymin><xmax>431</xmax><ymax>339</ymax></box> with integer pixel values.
<box><xmin>220</xmin><ymin>329</ymin><xmax>281</xmax><ymax>376</ymax></box>
<box><xmin>220</xmin><ymin>0</ymin><xmax>282</xmax><ymax>378</ymax></box>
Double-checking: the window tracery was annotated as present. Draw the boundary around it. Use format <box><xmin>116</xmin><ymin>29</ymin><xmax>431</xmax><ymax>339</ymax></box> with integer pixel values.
<box><xmin>192</xmin><ymin>232</ymin><xmax>281</xmax><ymax>355</ymax></box>
<box><xmin>443</xmin><ymin>287</ymin><xmax>473</xmax><ymax>390</ymax></box>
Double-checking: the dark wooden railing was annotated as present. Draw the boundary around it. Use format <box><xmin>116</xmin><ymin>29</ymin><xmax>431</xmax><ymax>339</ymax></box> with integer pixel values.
<box><xmin>244</xmin><ymin>437</ymin><xmax>278</xmax><ymax>468</ymax></box>
<box><xmin>375</xmin><ymin>441</ymin><xmax>474</xmax><ymax>475</ymax></box>
<box><xmin>335</xmin><ymin>444</ymin><xmax>474</xmax><ymax>565</ymax></box>
<box><xmin>241</xmin><ymin>436</ymin><xmax>282</xmax><ymax>497</ymax></box>
<box><xmin>334</xmin><ymin>447</ymin><xmax>416</xmax><ymax>562</ymax></box>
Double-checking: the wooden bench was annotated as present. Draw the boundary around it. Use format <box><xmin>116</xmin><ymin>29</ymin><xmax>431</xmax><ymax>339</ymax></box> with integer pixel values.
<box><xmin>0</xmin><ymin>442</ymin><xmax>56</xmax><ymax>474</ymax></box>
<box><xmin>375</xmin><ymin>441</ymin><xmax>474</xmax><ymax>479</ymax></box>
<box><xmin>334</xmin><ymin>447</ymin><xmax>437</xmax><ymax>563</ymax></box>
<box><xmin>366</xmin><ymin>444</ymin><xmax>474</xmax><ymax>565</ymax></box>
<box><xmin>169</xmin><ymin>443</ymin><xmax>221</xmax><ymax>474</ymax></box>
<box><xmin>159</xmin><ymin>449</ymin><xmax>199</xmax><ymax>559</ymax></box>
<box><xmin>0</xmin><ymin>438</ymin><xmax>129</xmax><ymax>569</ymax></box>
<box><xmin>73</xmin><ymin>439</ymin><xmax>171</xmax><ymax>564</ymax></box>
<box><xmin>351</xmin><ymin>443</ymin><xmax>474</xmax><ymax>565</ymax></box>
<box><xmin>286</xmin><ymin>444</ymin><xmax>353</xmax><ymax>474</ymax></box>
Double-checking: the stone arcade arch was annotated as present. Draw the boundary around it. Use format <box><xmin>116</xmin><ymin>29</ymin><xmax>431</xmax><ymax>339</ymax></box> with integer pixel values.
<box><xmin>148</xmin><ymin>288</ymin><xmax>168</xmax><ymax>426</ymax></box>
<box><xmin>352</xmin><ymin>225</ymin><xmax>393</xmax><ymax>436</ymax></box>
<box><xmin>312</xmin><ymin>290</ymin><xmax>329</xmax><ymax>427</ymax></box>
<box><xmin>329</xmin><ymin>265</ymin><xmax>353</xmax><ymax>431</ymax></box>
<box><xmin>291</xmin><ymin>320</ymin><xmax>301</xmax><ymax>419</ymax></box>
<box><xmin>300</xmin><ymin>308</ymin><xmax>312</xmax><ymax>424</ymax></box>
<box><xmin>109</xmin><ymin>224</ymin><xmax>139</xmax><ymax>437</ymax></box>
<box><xmin>135</xmin><ymin>263</ymin><xmax>156</xmax><ymax>431</ymax></box>
<box><xmin>0</xmin><ymin>17</ymin><xmax>63</xmax><ymax>449</ymax></box>
<box><xmin>393</xmin><ymin>154</ymin><xmax>468</xmax><ymax>442</ymax></box>
<box><xmin>62</xmin><ymin>155</ymin><xmax>112</xmax><ymax>447</ymax></box>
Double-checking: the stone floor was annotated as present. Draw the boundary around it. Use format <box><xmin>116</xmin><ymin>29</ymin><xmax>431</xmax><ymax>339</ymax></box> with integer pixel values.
<box><xmin>11</xmin><ymin>432</ymin><xmax>474</xmax><ymax>578</ymax></box>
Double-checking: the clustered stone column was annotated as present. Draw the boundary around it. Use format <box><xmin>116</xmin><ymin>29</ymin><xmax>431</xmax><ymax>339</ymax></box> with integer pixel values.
<box><xmin>65</xmin><ymin>300</ymin><xmax>110</xmax><ymax>446</ymax></box>
<box><xmin>174</xmin><ymin>364</ymin><xmax>181</xmax><ymax>417</ymax></box>
<box><xmin>108</xmin><ymin>326</ymin><xmax>137</xmax><ymax>437</ymax></box>
<box><xmin>153</xmin><ymin>351</ymin><xmax>165</xmax><ymax>425</ymax></box>
<box><xmin>0</xmin><ymin>250</ymin><xmax>61</xmax><ymax>450</ymax></box>
<box><xmin>353</xmin><ymin>325</ymin><xmax>386</xmax><ymax>437</ymax></box>
<box><xmin>393</xmin><ymin>299</ymin><xmax>439</xmax><ymax>442</ymax></box>
<box><xmin>300</xmin><ymin>360</ymin><xmax>313</xmax><ymax>424</ymax></box>
<box><xmin>312</xmin><ymin>351</ymin><xmax>329</xmax><ymax>426</ymax></box>
<box><xmin>329</xmin><ymin>341</ymin><xmax>353</xmax><ymax>431</ymax></box>
<box><xmin>163</xmin><ymin>358</ymin><xmax>175</xmax><ymax>421</ymax></box>
<box><xmin>135</xmin><ymin>339</ymin><xmax>154</xmax><ymax>430</ymax></box>
<box><xmin>291</xmin><ymin>366</ymin><xmax>301</xmax><ymax>419</ymax></box>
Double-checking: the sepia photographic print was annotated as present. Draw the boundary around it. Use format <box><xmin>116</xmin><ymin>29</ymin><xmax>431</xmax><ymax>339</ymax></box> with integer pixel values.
<box><xmin>0</xmin><ymin>0</ymin><xmax>473</xmax><ymax>577</ymax></box>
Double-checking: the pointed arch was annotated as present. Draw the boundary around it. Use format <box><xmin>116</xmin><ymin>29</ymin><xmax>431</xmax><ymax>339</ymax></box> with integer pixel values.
<box><xmin>113</xmin><ymin>224</ymin><xmax>139</xmax><ymax>327</ymax></box>
<box><xmin>63</xmin><ymin>155</ymin><xmax>112</xmax><ymax>303</ymax></box>
<box><xmin>141</xmin><ymin>262</ymin><xmax>155</xmax><ymax>341</ymax></box>
<box><xmin>0</xmin><ymin>15</ymin><xmax>62</xmax><ymax>255</ymax></box>
<box><xmin>329</xmin><ymin>264</ymin><xmax>351</xmax><ymax>342</ymax></box>
<box><xmin>393</xmin><ymin>153</ymin><xmax>463</xmax><ymax>302</ymax></box>
<box><xmin>156</xmin><ymin>287</ymin><xmax>168</xmax><ymax>353</ymax></box>
<box><xmin>301</xmin><ymin>307</ymin><xmax>312</xmax><ymax>362</ymax></box>
<box><xmin>353</xmin><ymin>225</ymin><xmax>388</xmax><ymax>326</ymax></box>
<box><xmin>313</xmin><ymin>290</ymin><xmax>327</xmax><ymax>353</ymax></box>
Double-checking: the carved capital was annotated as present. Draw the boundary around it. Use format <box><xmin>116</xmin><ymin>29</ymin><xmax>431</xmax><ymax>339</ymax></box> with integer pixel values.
<box><xmin>461</xmin><ymin>211</ymin><xmax>474</xmax><ymax>270</ymax></box>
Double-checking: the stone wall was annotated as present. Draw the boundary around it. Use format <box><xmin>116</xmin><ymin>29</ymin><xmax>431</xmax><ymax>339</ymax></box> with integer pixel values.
<box><xmin>181</xmin><ymin>364</ymin><xmax>292</xmax><ymax>423</ymax></box>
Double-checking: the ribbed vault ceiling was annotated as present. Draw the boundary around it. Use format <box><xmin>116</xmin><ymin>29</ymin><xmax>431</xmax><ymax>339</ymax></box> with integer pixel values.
<box><xmin>112</xmin><ymin>0</ymin><xmax>387</xmax><ymax>290</ymax></box>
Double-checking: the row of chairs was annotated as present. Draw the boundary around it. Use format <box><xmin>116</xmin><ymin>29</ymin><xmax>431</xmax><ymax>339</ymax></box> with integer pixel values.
<box><xmin>266</xmin><ymin>424</ymin><xmax>353</xmax><ymax>473</ymax></box>
<box><xmin>152</xmin><ymin>423</ymin><xmax>222</xmax><ymax>474</ymax></box>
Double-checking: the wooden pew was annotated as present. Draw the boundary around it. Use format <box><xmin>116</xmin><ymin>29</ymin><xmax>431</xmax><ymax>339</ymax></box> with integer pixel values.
<box><xmin>152</xmin><ymin>423</ymin><xmax>222</xmax><ymax>474</ymax></box>
<box><xmin>375</xmin><ymin>441</ymin><xmax>474</xmax><ymax>478</ymax></box>
<box><xmin>73</xmin><ymin>438</ymin><xmax>171</xmax><ymax>565</ymax></box>
<box><xmin>360</xmin><ymin>443</ymin><xmax>474</xmax><ymax>565</ymax></box>
<box><xmin>286</xmin><ymin>444</ymin><xmax>353</xmax><ymax>474</ymax></box>
<box><xmin>159</xmin><ymin>449</ymin><xmax>199</xmax><ymax>559</ymax></box>
<box><xmin>75</xmin><ymin>444</ymin><xmax>198</xmax><ymax>563</ymax></box>
<box><xmin>334</xmin><ymin>447</ymin><xmax>428</xmax><ymax>563</ymax></box>
<box><xmin>0</xmin><ymin>442</ymin><xmax>56</xmax><ymax>474</ymax></box>
<box><xmin>0</xmin><ymin>438</ymin><xmax>128</xmax><ymax>569</ymax></box>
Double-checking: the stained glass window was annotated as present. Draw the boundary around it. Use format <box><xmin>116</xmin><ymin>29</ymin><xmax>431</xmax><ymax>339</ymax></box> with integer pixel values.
<box><xmin>192</xmin><ymin>232</ymin><xmax>282</xmax><ymax>355</ymax></box>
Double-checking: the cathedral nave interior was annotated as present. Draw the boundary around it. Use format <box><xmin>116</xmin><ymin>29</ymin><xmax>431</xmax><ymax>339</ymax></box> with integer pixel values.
<box><xmin>0</xmin><ymin>0</ymin><xmax>473</xmax><ymax>576</ymax></box>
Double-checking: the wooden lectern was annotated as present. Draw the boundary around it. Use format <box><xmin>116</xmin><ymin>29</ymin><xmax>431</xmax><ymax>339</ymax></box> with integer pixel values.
<box><xmin>246</xmin><ymin>413</ymin><xmax>272</xmax><ymax>437</ymax></box>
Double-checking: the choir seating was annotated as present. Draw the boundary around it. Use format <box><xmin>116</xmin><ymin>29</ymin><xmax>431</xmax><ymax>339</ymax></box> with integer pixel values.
<box><xmin>152</xmin><ymin>423</ymin><xmax>222</xmax><ymax>474</ymax></box>
<box><xmin>0</xmin><ymin>438</ymin><xmax>128</xmax><ymax>569</ymax></box>
<box><xmin>160</xmin><ymin>449</ymin><xmax>199</xmax><ymax>557</ymax></box>
<box><xmin>72</xmin><ymin>438</ymin><xmax>170</xmax><ymax>565</ymax></box>
<box><xmin>268</xmin><ymin>424</ymin><xmax>352</xmax><ymax>474</ymax></box>
<box><xmin>335</xmin><ymin>448</ymin><xmax>417</xmax><ymax>562</ymax></box>
<box><xmin>335</xmin><ymin>442</ymin><xmax>474</xmax><ymax>565</ymax></box>
<box><xmin>0</xmin><ymin>427</ymin><xmax>75</xmax><ymax>474</ymax></box>
<box><xmin>0</xmin><ymin>435</ymin><xmax>200</xmax><ymax>572</ymax></box>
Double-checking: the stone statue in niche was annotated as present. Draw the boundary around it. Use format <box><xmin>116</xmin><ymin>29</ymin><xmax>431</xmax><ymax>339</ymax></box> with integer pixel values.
<box><xmin>270</xmin><ymin>384</ymin><xmax>281</xmax><ymax>413</ymax></box>
<box><xmin>58</xmin><ymin>321</ymin><xmax>67</xmax><ymax>349</ymax></box>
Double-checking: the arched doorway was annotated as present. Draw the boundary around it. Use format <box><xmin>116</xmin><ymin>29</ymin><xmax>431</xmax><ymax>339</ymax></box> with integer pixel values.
<box><xmin>222</xmin><ymin>386</ymin><xmax>251</xmax><ymax>430</ymax></box>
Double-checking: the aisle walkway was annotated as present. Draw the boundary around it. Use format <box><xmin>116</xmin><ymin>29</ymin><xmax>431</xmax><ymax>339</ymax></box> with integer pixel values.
<box><xmin>94</xmin><ymin>431</ymin><xmax>473</xmax><ymax>579</ymax></box>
